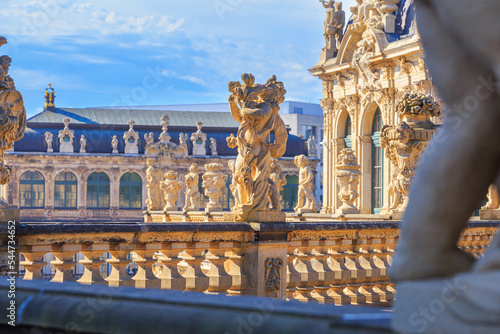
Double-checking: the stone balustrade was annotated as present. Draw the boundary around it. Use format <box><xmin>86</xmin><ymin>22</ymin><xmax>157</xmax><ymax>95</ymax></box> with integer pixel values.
<box><xmin>11</xmin><ymin>221</ymin><xmax>498</xmax><ymax>306</ymax></box>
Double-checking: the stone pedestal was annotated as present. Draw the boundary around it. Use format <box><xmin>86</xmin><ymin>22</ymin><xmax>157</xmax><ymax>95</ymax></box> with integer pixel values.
<box><xmin>479</xmin><ymin>209</ymin><xmax>500</xmax><ymax>220</ymax></box>
<box><xmin>224</xmin><ymin>211</ymin><xmax>286</xmax><ymax>223</ymax></box>
<box><xmin>243</xmin><ymin>241</ymin><xmax>288</xmax><ymax>299</ymax></box>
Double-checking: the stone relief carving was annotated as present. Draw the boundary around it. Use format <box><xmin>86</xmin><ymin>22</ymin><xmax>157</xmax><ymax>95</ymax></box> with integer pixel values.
<box><xmin>146</xmin><ymin>158</ymin><xmax>165</xmax><ymax>211</ymax></box>
<box><xmin>210</xmin><ymin>137</ymin><xmax>218</xmax><ymax>156</ymax></box>
<box><xmin>264</xmin><ymin>258</ymin><xmax>283</xmax><ymax>298</ymax></box>
<box><xmin>335</xmin><ymin>148</ymin><xmax>361</xmax><ymax>214</ymax></box>
<box><xmin>202</xmin><ymin>163</ymin><xmax>226</xmax><ymax>212</ymax></box>
<box><xmin>111</xmin><ymin>135</ymin><xmax>118</xmax><ymax>154</ymax></box>
<box><xmin>58</xmin><ymin>118</ymin><xmax>75</xmax><ymax>153</ymax></box>
<box><xmin>79</xmin><ymin>135</ymin><xmax>87</xmax><ymax>153</ymax></box>
<box><xmin>225</xmin><ymin>73</ymin><xmax>288</xmax><ymax>222</ymax></box>
<box><xmin>270</xmin><ymin>158</ymin><xmax>287</xmax><ymax>211</ymax></box>
<box><xmin>294</xmin><ymin>154</ymin><xmax>317</xmax><ymax>214</ymax></box>
<box><xmin>45</xmin><ymin>132</ymin><xmax>53</xmax><ymax>153</ymax></box>
<box><xmin>320</xmin><ymin>0</ymin><xmax>345</xmax><ymax>61</ymax></box>
<box><xmin>123</xmin><ymin>120</ymin><xmax>140</xmax><ymax>154</ymax></box>
<box><xmin>191</xmin><ymin>121</ymin><xmax>207</xmax><ymax>156</ymax></box>
<box><xmin>161</xmin><ymin>171</ymin><xmax>182</xmax><ymax>212</ymax></box>
<box><xmin>0</xmin><ymin>37</ymin><xmax>27</xmax><ymax>190</ymax></box>
<box><xmin>351</xmin><ymin>36</ymin><xmax>380</xmax><ymax>90</ymax></box>
<box><xmin>183</xmin><ymin>163</ymin><xmax>200</xmax><ymax>212</ymax></box>
<box><xmin>380</xmin><ymin>93</ymin><xmax>441</xmax><ymax>214</ymax></box>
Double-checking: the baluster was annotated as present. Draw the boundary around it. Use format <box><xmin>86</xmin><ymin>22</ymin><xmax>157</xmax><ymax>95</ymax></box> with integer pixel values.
<box><xmin>78</xmin><ymin>243</ymin><xmax>108</xmax><ymax>285</ymax></box>
<box><xmin>157</xmin><ymin>243</ymin><xmax>185</xmax><ymax>290</ymax></box>
<box><xmin>179</xmin><ymin>242</ymin><xmax>209</xmax><ymax>292</ymax></box>
<box><xmin>133</xmin><ymin>243</ymin><xmax>162</xmax><ymax>289</ymax></box>
<box><xmin>225</xmin><ymin>243</ymin><xmax>246</xmax><ymax>296</ymax></box>
<box><xmin>106</xmin><ymin>243</ymin><xmax>136</xmax><ymax>287</ymax></box>
<box><xmin>309</xmin><ymin>242</ymin><xmax>334</xmax><ymax>304</ymax></box>
<box><xmin>51</xmin><ymin>244</ymin><xmax>80</xmax><ymax>283</ymax></box>
<box><xmin>20</xmin><ymin>245</ymin><xmax>52</xmax><ymax>281</ymax></box>
<box><xmin>203</xmin><ymin>242</ymin><xmax>232</xmax><ymax>294</ymax></box>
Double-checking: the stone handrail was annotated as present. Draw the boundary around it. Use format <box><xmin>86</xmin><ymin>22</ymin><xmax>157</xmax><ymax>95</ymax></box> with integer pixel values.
<box><xmin>11</xmin><ymin>221</ymin><xmax>499</xmax><ymax>306</ymax></box>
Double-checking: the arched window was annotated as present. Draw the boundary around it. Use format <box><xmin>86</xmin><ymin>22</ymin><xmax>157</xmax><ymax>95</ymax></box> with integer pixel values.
<box><xmin>87</xmin><ymin>172</ymin><xmax>110</xmax><ymax>209</ymax></box>
<box><xmin>120</xmin><ymin>173</ymin><xmax>142</xmax><ymax>209</ymax></box>
<box><xmin>20</xmin><ymin>171</ymin><xmax>45</xmax><ymax>208</ymax></box>
<box><xmin>281</xmin><ymin>175</ymin><xmax>299</xmax><ymax>211</ymax></box>
<box><xmin>371</xmin><ymin>108</ymin><xmax>384</xmax><ymax>213</ymax></box>
<box><xmin>54</xmin><ymin>172</ymin><xmax>77</xmax><ymax>209</ymax></box>
<box><xmin>344</xmin><ymin>115</ymin><xmax>352</xmax><ymax>148</ymax></box>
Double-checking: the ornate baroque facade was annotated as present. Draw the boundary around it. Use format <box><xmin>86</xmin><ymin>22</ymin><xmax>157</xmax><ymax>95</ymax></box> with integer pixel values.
<box><xmin>310</xmin><ymin>0</ymin><xmax>442</xmax><ymax>215</ymax></box>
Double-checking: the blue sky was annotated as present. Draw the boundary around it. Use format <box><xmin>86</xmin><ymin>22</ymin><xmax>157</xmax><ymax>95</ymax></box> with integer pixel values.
<box><xmin>1</xmin><ymin>0</ymin><xmax>356</xmax><ymax>117</ymax></box>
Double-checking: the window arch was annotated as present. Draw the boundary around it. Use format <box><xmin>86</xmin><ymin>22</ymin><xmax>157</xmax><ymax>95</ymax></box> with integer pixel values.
<box><xmin>87</xmin><ymin>172</ymin><xmax>110</xmax><ymax>209</ymax></box>
<box><xmin>371</xmin><ymin>108</ymin><xmax>384</xmax><ymax>213</ymax></box>
<box><xmin>120</xmin><ymin>172</ymin><xmax>142</xmax><ymax>209</ymax></box>
<box><xmin>20</xmin><ymin>171</ymin><xmax>45</xmax><ymax>208</ymax></box>
<box><xmin>54</xmin><ymin>172</ymin><xmax>77</xmax><ymax>209</ymax></box>
<box><xmin>344</xmin><ymin>114</ymin><xmax>352</xmax><ymax>148</ymax></box>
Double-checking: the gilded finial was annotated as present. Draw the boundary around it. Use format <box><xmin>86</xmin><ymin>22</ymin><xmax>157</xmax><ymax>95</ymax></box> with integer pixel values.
<box><xmin>44</xmin><ymin>84</ymin><xmax>56</xmax><ymax>111</ymax></box>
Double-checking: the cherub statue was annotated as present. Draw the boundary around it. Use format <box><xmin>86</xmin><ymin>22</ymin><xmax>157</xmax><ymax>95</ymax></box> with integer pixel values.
<box><xmin>145</xmin><ymin>159</ymin><xmax>165</xmax><ymax>211</ymax></box>
<box><xmin>80</xmin><ymin>134</ymin><xmax>87</xmax><ymax>153</ymax></box>
<box><xmin>294</xmin><ymin>154</ymin><xmax>317</xmax><ymax>214</ymax></box>
<box><xmin>111</xmin><ymin>135</ymin><xmax>118</xmax><ymax>153</ymax></box>
<box><xmin>45</xmin><ymin>132</ymin><xmax>53</xmax><ymax>152</ymax></box>
<box><xmin>183</xmin><ymin>163</ymin><xmax>200</xmax><ymax>212</ymax></box>
<box><xmin>210</xmin><ymin>137</ymin><xmax>218</xmax><ymax>156</ymax></box>
<box><xmin>269</xmin><ymin>158</ymin><xmax>287</xmax><ymax>210</ymax></box>
<box><xmin>144</xmin><ymin>132</ymin><xmax>154</xmax><ymax>150</ymax></box>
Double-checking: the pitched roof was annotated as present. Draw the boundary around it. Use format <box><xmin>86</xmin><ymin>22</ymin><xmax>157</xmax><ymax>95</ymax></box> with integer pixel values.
<box><xmin>28</xmin><ymin>108</ymin><xmax>240</xmax><ymax>128</ymax></box>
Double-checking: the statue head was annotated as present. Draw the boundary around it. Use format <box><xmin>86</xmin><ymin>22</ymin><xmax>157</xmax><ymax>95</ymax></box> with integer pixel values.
<box><xmin>190</xmin><ymin>163</ymin><xmax>199</xmax><ymax>173</ymax></box>
<box><xmin>396</xmin><ymin>122</ymin><xmax>412</xmax><ymax>144</ymax></box>
<box><xmin>294</xmin><ymin>154</ymin><xmax>309</xmax><ymax>168</ymax></box>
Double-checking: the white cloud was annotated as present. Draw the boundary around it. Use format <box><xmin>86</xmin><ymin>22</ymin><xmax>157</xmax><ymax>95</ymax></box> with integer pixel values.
<box><xmin>9</xmin><ymin>68</ymin><xmax>87</xmax><ymax>91</ymax></box>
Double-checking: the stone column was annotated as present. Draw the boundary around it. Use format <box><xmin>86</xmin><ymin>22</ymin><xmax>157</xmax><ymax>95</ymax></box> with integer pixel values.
<box><xmin>332</xmin><ymin>138</ymin><xmax>345</xmax><ymax>214</ymax></box>
<box><xmin>110</xmin><ymin>168</ymin><xmax>120</xmax><ymax>210</ymax></box>
<box><xmin>358</xmin><ymin>135</ymin><xmax>372</xmax><ymax>214</ymax></box>
<box><xmin>45</xmin><ymin>168</ymin><xmax>55</xmax><ymax>210</ymax></box>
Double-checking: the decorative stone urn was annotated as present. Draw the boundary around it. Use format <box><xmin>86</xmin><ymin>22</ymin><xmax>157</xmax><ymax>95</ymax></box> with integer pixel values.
<box><xmin>123</xmin><ymin>120</ymin><xmax>140</xmax><ymax>154</ymax></box>
<box><xmin>335</xmin><ymin>148</ymin><xmax>361</xmax><ymax>214</ymax></box>
<box><xmin>202</xmin><ymin>163</ymin><xmax>226</xmax><ymax>213</ymax></box>
<box><xmin>58</xmin><ymin>118</ymin><xmax>75</xmax><ymax>153</ymax></box>
<box><xmin>190</xmin><ymin>122</ymin><xmax>207</xmax><ymax>156</ymax></box>
<box><xmin>380</xmin><ymin>93</ymin><xmax>441</xmax><ymax>215</ymax></box>
<box><xmin>160</xmin><ymin>171</ymin><xmax>182</xmax><ymax>212</ymax></box>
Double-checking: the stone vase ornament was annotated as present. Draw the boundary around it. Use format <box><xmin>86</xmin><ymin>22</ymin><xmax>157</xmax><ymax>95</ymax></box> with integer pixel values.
<box><xmin>160</xmin><ymin>171</ymin><xmax>182</xmax><ymax>212</ymax></box>
<box><xmin>223</xmin><ymin>73</ymin><xmax>288</xmax><ymax>222</ymax></box>
<box><xmin>202</xmin><ymin>163</ymin><xmax>226</xmax><ymax>213</ymax></box>
<box><xmin>123</xmin><ymin>120</ymin><xmax>139</xmax><ymax>154</ymax></box>
<box><xmin>380</xmin><ymin>93</ymin><xmax>440</xmax><ymax>215</ymax></box>
<box><xmin>335</xmin><ymin>148</ymin><xmax>361</xmax><ymax>214</ymax></box>
<box><xmin>294</xmin><ymin>154</ymin><xmax>317</xmax><ymax>214</ymax></box>
<box><xmin>190</xmin><ymin>122</ymin><xmax>207</xmax><ymax>156</ymax></box>
<box><xmin>58</xmin><ymin>118</ymin><xmax>75</xmax><ymax>153</ymax></box>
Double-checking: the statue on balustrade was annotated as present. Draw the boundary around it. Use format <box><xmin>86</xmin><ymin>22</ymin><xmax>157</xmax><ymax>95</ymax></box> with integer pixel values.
<box><xmin>224</xmin><ymin>73</ymin><xmax>288</xmax><ymax>222</ymax></box>
<box><xmin>335</xmin><ymin>148</ymin><xmax>361</xmax><ymax>214</ymax></box>
<box><xmin>202</xmin><ymin>163</ymin><xmax>226</xmax><ymax>213</ymax></box>
<box><xmin>146</xmin><ymin>159</ymin><xmax>165</xmax><ymax>211</ymax></box>
<box><xmin>320</xmin><ymin>0</ymin><xmax>345</xmax><ymax>61</ymax></box>
<box><xmin>161</xmin><ymin>171</ymin><xmax>182</xmax><ymax>212</ymax></box>
<box><xmin>111</xmin><ymin>135</ymin><xmax>118</xmax><ymax>154</ymax></box>
<box><xmin>80</xmin><ymin>135</ymin><xmax>87</xmax><ymax>153</ymax></box>
<box><xmin>0</xmin><ymin>37</ymin><xmax>26</xmax><ymax>190</ymax></box>
<box><xmin>183</xmin><ymin>163</ymin><xmax>200</xmax><ymax>212</ymax></box>
<box><xmin>210</xmin><ymin>137</ymin><xmax>218</xmax><ymax>156</ymax></box>
<box><xmin>270</xmin><ymin>158</ymin><xmax>287</xmax><ymax>211</ymax></box>
<box><xmin>45</xmin><ymin>132</ymin><xmax>53</xmax><ymax>153</ymax></box>
<box><xmin>294</xmin><ymin>154</ymin><xmax>317</xmax><ymax>214</ymax></box>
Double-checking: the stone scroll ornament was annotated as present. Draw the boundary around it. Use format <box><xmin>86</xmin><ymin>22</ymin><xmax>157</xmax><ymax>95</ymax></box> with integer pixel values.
<box><xmin>380</xmin><ymin>93</ymin><xmax>440</xmax><ymax>214</ymax></box>
<box><xmin>335</xmin><ymin>148</ymin><xmax>361</xmax><ymax>214</ymax></box>
<box><xmin>264</xmin><ymin>258</ymin><xmax>283</xmax><ymax>298</ymax></box>
<box><xmin>0</xmin><ymin>37</ymin><xmax>27</xmax><ymax>194</ymax></box>
<box><xmin>225</xmin><ymin>74</ymin><xmax>288</xmax><ymax>222</ymax></box>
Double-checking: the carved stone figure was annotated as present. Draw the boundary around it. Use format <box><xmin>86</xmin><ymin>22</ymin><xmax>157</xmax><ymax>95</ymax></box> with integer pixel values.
<box><xmin>144</xmin><ymin>132</ymin><xmax>154</xmax><ymax>151</ymax></box>
<box><xmin>380</xmin><ymin>93</ymin><xmax>440</xmax><ymax>214</ymax></box>
<box><xmin>183</xmin><ymin>163</ymin><xmax>200</xmax><ymax>212</ymax></box>
<box><xmin>45</xmin><ymin>132</ymin><xmax>53</xmax><ymax>153</ymax></box>
<box><xmin>224</xmin><ymin>73</ymin><xmax>288</xmax><ymax>222</ymax></box>
<box><xmin>191</xmin><ymin>122</ymin><xmax>207</xmax><ymax>156</ymax></box>
<box><xmin>202</xmin><ymin>163</ymin><xmax>226</xmax><ymax>212</ymax></box>
<box><xmin>320</xmin><ymin>0</ymin><xmax>345</xmax><ymax>61</ymax></box>
<box><xmin>146</xmin><ymin>159</ymin><xmax>165</xmax><ymax>211</ymax></box>
<box><xmin>270</xmin><ymin>158</ymin><xmax>287</xmax><ymax>210</ymax></box>
<box><xmin>79</xmin><ymin>135</ymin><xmax>87</xmax><ymax>153</ymax></box>
<box><xmin>335</xmin><ymin>148</ymin><xmax>361</xmax><ymax>214</ymax></box>
<box><xmin>111</xmin><ymin>135</ymin><xmax>118</xmax><ymax>154</ymax></box>
<box><xmin>210</xmin><ymin>137</ymin><xmax>218</xmax><ymax>156</ymax></box>
<box><xmin>307</xmin><ymin>136</ymin><xmax>317</xmax><ymax>157</ymax></box>
<box><xmin>160</xmin><ymin>171</ymin><xmax>182</xmax><ymax>212</ymax></box>
<box><xmin>351</xmin><ymin>37</ymin><xmax>379</xmax><ymax>90</ymax></box>
<box><xmin>123</xmin><ymin>120</ymin><xmax>139</xmax><ymax>154</ymax></box>
<box><xmin>159</xmin><ymin>115</ymin><xmax>171</xmax><ymax>144</ymax></box>
<box><xmin>144</xmin><ymin>116</ymin><xmax>188</xmax><ymax>160</ymax></box>
<box><xmin>391</xmin><ymin>2</ymin><xmax>500</xmax><ymax>332</ymax></box>
<box><xmin>294</xmin><ymin>155</ymin><xmax>317</xmax><ymax>214</ymax></box>
<box><xmin>58</xmin><ymin>118</ymin><xmax>75</xmax><ymax>153</ymax></box>
<box><xmin>0</xmin><ymin>37</ymin><xmax>27</xmax><ymax>189</ymax></box>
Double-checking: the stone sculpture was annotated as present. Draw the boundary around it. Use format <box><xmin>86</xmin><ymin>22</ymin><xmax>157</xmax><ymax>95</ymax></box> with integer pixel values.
<box><xmin>320</xmin><ymin>0</ymin><xmax>345</xmax><ymax>61</ymax></box>
<box><xmin>391</xmin><ymin>1</ymin><xmax>500</xmax><ymax>333</ymax></box>
<box><xmin>191</xmin><ymin>122</ymin><xmax>207</xmax><ymax>156</ymax></box>
<box><xmin>160</xmin><ymin>171</ymin><xmax>182</xmax><ymax>212</ymax></box>
<box><xmin>183</xmin><ymin>163</ymin><xmax>200</xmax><ymax>212</ymax></box>
<box><xmin>202</xmin><ymin>163</ymin><xmax>226</xmax><ymax>212</ymax></box>
<box><xmin>480</xmin><ymin>185</ymin><xmax>500</xmax><ymax>219</ymax></box>
<box><xmin>45</xmin><ymin>132</ymin><xmax>53</xmax><ymax>153</ymax></box>
<box><xmin>123</xmin><ymin>120</ymin><xmax>139</xmax><ymax>154</ymax></box>
<box><xmin>58</xmin><ymin>118</ymin><xmax>75</xmax><ymax>153</ymax></box>
<box><xmin>0</xmin><ymin>37</ymin><xmax>27</xmax><ymax>188</ymax></box>
<box><xmin>144</xmin><ymin>116</ymin><xmax>188</xmax><ymax>160</ymax></box>
<box><xmin>335</xmin><ymin>148</ymin><xmax>361</xmax><ymax>214</ymax></box>
<box><xmin>210</xmin><ymin>137</ymin><xmax>218</xmax><ymax>156</ymax></box>
<box><xmin>79</xmin><ymin>135</ymin><xmax>87</xmax><ymax>153</ymax></box>
<box><xmin>159</xmin><ymin>115</ymin><xmax>171</xmax><ymax>144</ymax></box>
<box><xmin>380</xmin><ymin>93</ymin><xmax>440</xmax><ymax>214</ymax></box>
<box><xmin>144</xmin><ymin>132</ymin><xmax>154</xmax><ymax>150</ymax></box>
<box><xmin>224</xmin><ymin>73</ymin><xmax>288</xmax><ymax>222</ymax></box>
<box><xmin>307</xmin><ymin>136</ymin><xmax>317</xmax><ymax>157</ymax></box>
<box><xmin>270</xmin><ymin>158</ymin><xmax>287</xmax><ymax>211</ymax></box>
<box><xmin>111</xmin><ymin>135</ymin><xmax>118</xmax><ymax>154</ymax></box>
<box><xmin>145</xmin><ymin>159</ymin><xmax>165</xmax><ymax>211</ymax></box>
<box><xmin>294</xmin><ymin>155</ymin><xmax>317</xmax><ymax>214</ymax></box>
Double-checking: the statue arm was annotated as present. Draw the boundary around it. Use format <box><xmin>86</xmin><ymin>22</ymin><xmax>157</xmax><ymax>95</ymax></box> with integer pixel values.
<box><xmin>229</xmin><ymin>99</ymin><xmax>242</xmax><ymax>123</ymax></box>
<box><xmin>270</xmin><ymin>115</ymin><xmax>288</xmax><ymax>158</ymax></box>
